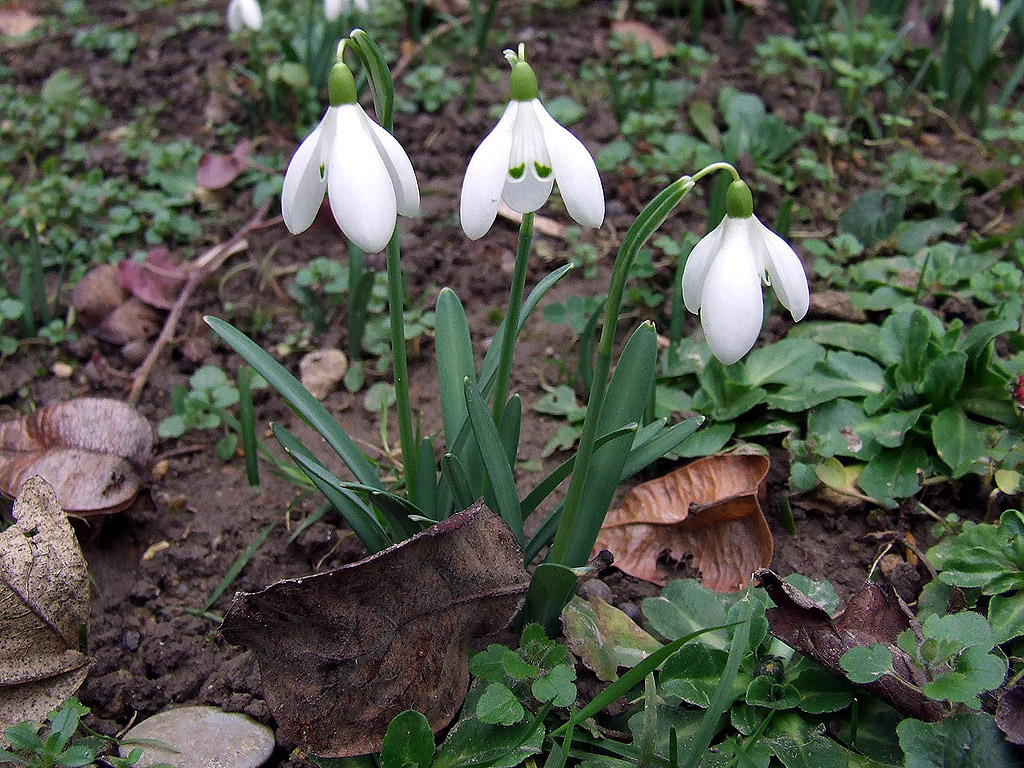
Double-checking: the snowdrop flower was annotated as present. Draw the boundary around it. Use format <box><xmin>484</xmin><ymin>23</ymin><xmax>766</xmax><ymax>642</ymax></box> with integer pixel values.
<box><xmin>281</xmin><ymin>60</ymin><xmax>419</xmax><ymax>253</ymax></box>
<box><xmin>324</xmin><ymin>0</ymin><xmax>369</xmax><ymax>21</ymax></box>
<box><xmin>460</xmin><ymin>44</ymin><xmax>604</xmax><ymax>240</ymax></box>
<box><xmin>682</xmin><ymin>180</ymin><xmax>809</xmax><ymax>365</ymax></box>
<box><xmin>227</xmin><ymin>0</ymin><xmax>262</xmax><ymax>32</ymax></box>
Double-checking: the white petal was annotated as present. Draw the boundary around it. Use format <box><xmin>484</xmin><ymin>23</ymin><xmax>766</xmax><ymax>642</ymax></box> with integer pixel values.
<box><xmin>681</xmin><ymin>217</ymin><xmax>728</xmax><ymax>313</ymax></box>
<box><xmin>281</xmin><ymin>109</ymin><xmax>332</xmax><ymax>235</ymax></box>
<box><xmin>460</xmin><ymin>102</ymin><xmax>518</xmax><ymax>240</ymax></box>
<box><xmin>327</xmin><ymin>105</ymin><xmax>397</xmax><ymax>253</ymax></box>
<box><xmin>753</xmin><ymin>216</ymin><xmax>809</xmax><ymax>321</ymax></box>
<box><xmin>363</xmin><ymin>111</ymin><xmax>420</xmax><ymax>217</ymax></box>
<box><xmin>228</xmin><ymin>0</ymin><xmax>261</xmax><ymax>30</ymax></box>
<box><xmin>532</xmin><ymin>101</ymin><xmax>604</xmax><ymax>228</ymax></box>
<box><xmin>324</xmin><ymin>0</ymin><xmax>344</xmax><ymax>20</ymax></box>
<box><xmin>699</xmin><ymin>224</ymin><xmax>764</xmax><ymax>365</ymax></box>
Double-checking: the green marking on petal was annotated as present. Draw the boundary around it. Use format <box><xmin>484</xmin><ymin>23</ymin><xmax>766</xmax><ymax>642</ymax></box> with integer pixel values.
<box><xmin>319</xmin><ymin>163</ymin><xmax>326</xmax><ymax>181</ymax></box>
<box><xmin>534</xmin><ymin>162</ymin><xmax>552</xmax><ymax>179</ymax></box>
<box><xmin>508</xmin><ymin>163</ymin><xmax>526</xmax><ymax>180</ymax></box>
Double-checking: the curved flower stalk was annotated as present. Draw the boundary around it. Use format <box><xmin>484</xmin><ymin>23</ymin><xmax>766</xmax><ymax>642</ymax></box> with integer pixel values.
<box><xmin>227</xmin><ymin>0</ymin><xmax>262</xmax><ymax>31</ymax></box>
<box><xmin>460</xmin><ymin>44</ymin><xmax>604</xmax><ymax>240</ymax></box>
<box><xmin>324</xmin><ymin>0</ymin><xmax>370</xmax><ymax>21</ymax></box>
<box><xmin>681</xmin><ymin>180</ymin><xmax>809</xmax><ymax>365</ymax></box>
<box><xmin>281</xmin><ymin>59</ymin><xmax>419</xmax><ymax>253</ymax></box>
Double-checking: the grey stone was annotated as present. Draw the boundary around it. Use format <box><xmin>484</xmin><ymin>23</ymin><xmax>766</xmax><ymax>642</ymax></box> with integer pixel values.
<box><xmin>119</xmin><ymin>705</ymin><xmax>274</xmax><ymax>768</ymax></box>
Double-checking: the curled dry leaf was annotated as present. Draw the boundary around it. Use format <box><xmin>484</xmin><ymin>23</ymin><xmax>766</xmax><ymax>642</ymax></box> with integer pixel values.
<box><xmin>610</xmin><ymin>20</ymin><xmax>671</xmax><ymax>58</ymax></box>
<box><xmin>0</xmin><ymin>398</ymin><xmax>153</xmax><ymax>515</ymax></box>
<box><xmin>118</xmin><ymin>247</ymin><xmax>186</xmax><ymax>311</ymax></box>
<box><xmin>997</xmin><ymin>683</ymin><xmax>1024</xmax><ymax>745</ymax></box>
<box><xmin>196</xmin><ymin>139</ymin><xmax>252</xmax><ymax>190</ymax></box>
<box><xmin>756</xmin><ymin>569</ymin><xmax>946</xmax><ymax>722</ymax></box>
<box><xmin>220</xmin><ymin>501</ymin><xmax>529</xmax><ymax>758</ymax></box>
<box><xmin>0</xmin><ymin>477</ymin><xmax>91</xmax><ymax>734</ymax></box>
<box><xmin>592</xmin><ymin>454</ymin><xmax>772</xmax><ymax>591</ymax></box>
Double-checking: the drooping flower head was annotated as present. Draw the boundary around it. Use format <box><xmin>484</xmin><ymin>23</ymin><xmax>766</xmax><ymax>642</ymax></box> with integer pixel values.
<box><xmin>681</xmin><ymin>180</ymin><xmax>809</xmax><ymax>364</ymax></box>
<box><xmin>227</xmin><ymin>0</ymin><xmax>262</xmax><ymax>32</ymax></box>
<box><xmin>460</xmin><ymin>44</ymin><xmax>604</xmax><ymax>240</ymax></box>
<box><xmin>324</xmin><ymin>0</ymin><xmax>370</xmax><ymax>21</ymax></box>
<box><xmin>281</xmin><ymin>52</ymin><xmax>419</xmax><ymax>253</ymax></box>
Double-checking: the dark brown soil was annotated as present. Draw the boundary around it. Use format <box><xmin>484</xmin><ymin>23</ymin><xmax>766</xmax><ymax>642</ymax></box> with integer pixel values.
<box><xmin>1</xmin><ymin>2</ymin><xmax>1014</xmax><ymax>766</ymax></box>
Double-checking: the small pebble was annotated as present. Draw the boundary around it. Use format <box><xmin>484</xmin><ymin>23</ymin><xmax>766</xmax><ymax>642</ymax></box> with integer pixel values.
<box><xmin>51</xmin><ymin>362</ymin><xmax>74</xmax><ymax>378</ymax></box>
<box><xmin>578</xmin><ymin>579</ymin><xmax>613</xmax><ymax>603</ymax></box>
<box><xmin>119</xmin><ymin>706</ymin><xmax>274</xmax><ymax>768</ymax></box>
<box><xmin>122</xmin><ymin>631</ymin><xmax>140</xmax><ymax>651</ymax></box>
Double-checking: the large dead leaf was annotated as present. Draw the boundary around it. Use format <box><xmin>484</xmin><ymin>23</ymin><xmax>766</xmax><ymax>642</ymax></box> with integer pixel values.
<box><xmin>1</xmin><ymin>477</ymin><xmax>91</xmax><ymax>734</ymax></box>
<box><xmin>593</xmin><ymin>455</ymin><xmax>773</xmax><ymax>591</ymax></box>
<box><xmin>0</xmin><ymin>398</ymin><xmax>153</xmax><ymax>515</ymax></box>
<box><xmin>220</xmin><ymin>501</ymin><xmax>529</xmax><ymax>758</ymax></box>
<box><xmin>756</xmin><ymin>569</ymin><xmax>945</xmax><ymax>722</ymax></box>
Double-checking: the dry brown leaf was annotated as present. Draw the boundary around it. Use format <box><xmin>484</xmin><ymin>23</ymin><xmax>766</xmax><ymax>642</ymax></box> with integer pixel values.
<box><xmin>72</xmin><ymin>264</ymin><xmax>163</xmax><ymax>344</ymax></box>
<box><xmin>756</xmin><ymin>569</ymin><xmax>946</xmax><ymax>722</ymax></box>
<box><xmin>118</xmin><ymin>247</ymin><xmax>186</xmax><ymax>310</ymax></box>
<box><xmin>593</xmin><ymin>454</ymin><xmax>772</xmax><ymax>591</ymax></box>
<box><xmin>610</xmin><ymin>20</ymin><xmax>671</xmax><ymax>58</ymax></box>
<box><xmin>0</xmin><ymin>477</ymin><xmax>91</xmax><ymax>734</ymax></box>
<box><xmin>220</xmin><ymin>501</ymin><xmax>529</xmax><ymax>758</ymax></box>
<box><xmin>0</xmin><ymin>398</ymin><xmax>153</xmax><ymax>515</ymax></box>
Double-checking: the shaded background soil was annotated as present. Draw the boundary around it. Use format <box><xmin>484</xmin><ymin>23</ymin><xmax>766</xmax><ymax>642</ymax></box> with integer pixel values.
<box><xmin>1</xmin><ymin>1</ymin><xmax>1015</xmax><ymax>765</ymax></box>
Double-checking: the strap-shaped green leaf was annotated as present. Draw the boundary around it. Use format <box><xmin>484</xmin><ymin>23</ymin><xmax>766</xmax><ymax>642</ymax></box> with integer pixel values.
<box><xmin>206</xmin><ymin>316</ymin><xmax>382</xmax><ymax>490</ymax></box>
<box><xmin>272</xmin><ymin>424</ymin><xmax>396</xmax><ymax>550</ymax></box>
<box><xmin>415</xmin><ymin>436</ymin><xmax>438</xmax><ymax>523</ymax></box>
<box><xmin>441</xmin><ymin>452</ymin><xmax>476</xmax><ymax>512</ymax></box>
<box><xmin>435</xmin><ymin>287</ymin><xmax>476</xmax><ymax>451</ymax></box>
<box><xmin>464</xmin><ymin>378</ymin><xmax>523</xmax><ymax>544</ymax></box>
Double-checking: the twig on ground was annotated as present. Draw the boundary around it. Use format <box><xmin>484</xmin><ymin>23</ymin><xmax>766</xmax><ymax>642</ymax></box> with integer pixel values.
<box><xmin>128</xmin><ymin>199</ymin><xmax>272</xmax><ymax>405</ymax></box>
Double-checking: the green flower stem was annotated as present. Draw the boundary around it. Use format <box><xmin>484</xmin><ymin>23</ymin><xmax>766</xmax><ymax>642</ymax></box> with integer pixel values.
<box><xmin>546</xmin><ymin>176</ymin><xmax>694</xmax><ymax>566</ymax></box>
<box><xmin>386</xmin><ymin>231</ymin><xmax>418</xmax><ymax>505</ymax></box>
<box><xmin>687</xmin><ymin>160</ymin><xmax>740</xmax><ymax>186</ymax></box>
<box><xmin>491</xmin><ymin>212</ymin><xmax>534</xmax><ymax>424</ymax></box>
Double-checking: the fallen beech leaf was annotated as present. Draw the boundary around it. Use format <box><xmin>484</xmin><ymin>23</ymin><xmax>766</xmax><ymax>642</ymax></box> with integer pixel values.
<box><xmin>196</xmin><ymin>139</ymin><xmax>252</xmax><ymax>190</ymax></box>
<box><xmin>0</xmin><ymin>398</ymin><xmax>153</xmax><ymax>515</ymax></box>
<box><xmin>118</xmin><ymin>247</ymin><xmax>186</xmax><ymax>310</ymax></box>
<box><xmin>756</xmin><ymin>569</ymin><xmax>945</xmax><ymax>722</ymax></box>
<box><xmin>220</xmin><ymin>501</ymin><xmax>529</xmax><ymax>758</ymax></box>
<box><xmin>610</xmin><ymin>20</ymin><xmax>671</xmax><ymax>59</ymax></box>
<box><xmin>593</xmin><ymin>455</ymin><xmax>773</xmax><ymax>591</ymax></box>
<box><xmin>561</xmin><ymin>595</ymin><xmax>661</xmax><ymax>682</ymax></box>
<box><xmin>0</xmin><ymin>477</ymin><xmax>91</xmax><ymax>734</ymax></box>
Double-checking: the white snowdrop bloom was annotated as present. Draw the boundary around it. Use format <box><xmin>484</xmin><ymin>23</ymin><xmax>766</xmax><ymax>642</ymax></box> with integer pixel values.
<box><xmin>227</xmin><ymin>0</ymin><xmax>262</xmax><ymax>32</ymax></box>
<box><xmin>681</xmin><ymin>181</ymin><xmax>809</xmax><ymax>365</ymax></box>
<box><xmin>281</xmin><ymin>62</ymin><xmax>419</xmax><ymax>253</ymax></box>
<box><xmin>325</xmin><ymin>0</ymin><xmax>369</xmax><ymax>21</ymax></box>
<box><xmin>460</xmin><ymin>45</ymin><xmax>604</xmax><ymax>240</ymax></box>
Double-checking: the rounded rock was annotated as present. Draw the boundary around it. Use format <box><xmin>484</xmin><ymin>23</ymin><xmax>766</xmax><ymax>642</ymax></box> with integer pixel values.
<box><xmin>119</xmin><ymin>706</ymin><xmax>275</xmax><ymax>768</ymax></box>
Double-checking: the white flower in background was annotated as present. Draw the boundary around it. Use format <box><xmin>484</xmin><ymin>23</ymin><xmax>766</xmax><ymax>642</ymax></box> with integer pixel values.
<box><xmin>324</xmin><ymin>0</ymin><xmax>369</xmax><ymax>21</ymax></box>
<box><xmin>681</xmin><ymin>180</ymin><xmax>809</xmax><ymax>365</ymax></box>
<box><xmin>460</xmin><ymin>44</ymin><xmax>604</xmax><ymax>240</ymax></box>
<box><xmin>281</xmin><ymin>62</ymin><xmax>419</xmax><ymax>253</ymax></box>
<box><xmin>227</xmin><ymin>0</ymin><xmax>262</xmax><ymax>31</ymax></box>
